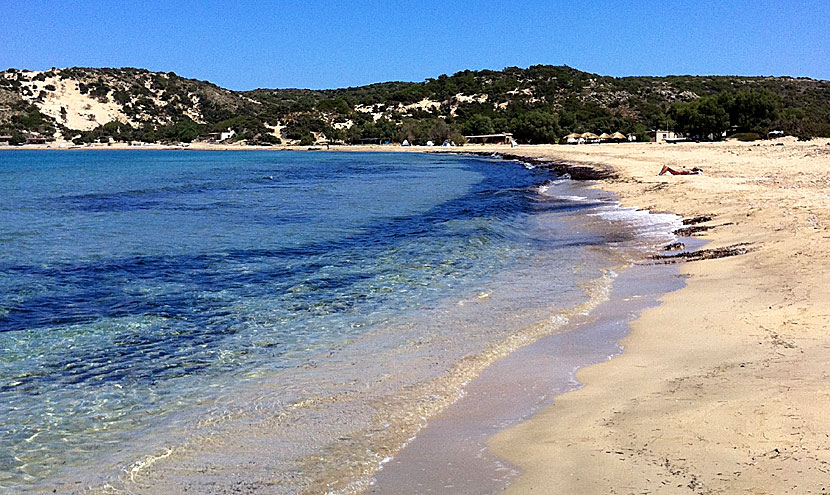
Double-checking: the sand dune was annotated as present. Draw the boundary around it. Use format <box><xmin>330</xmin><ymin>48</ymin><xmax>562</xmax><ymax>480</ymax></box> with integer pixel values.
<box><xmin>11</xmin><ymin>71</ymin><xmax>131</xmax><ymax>131</ymax></box>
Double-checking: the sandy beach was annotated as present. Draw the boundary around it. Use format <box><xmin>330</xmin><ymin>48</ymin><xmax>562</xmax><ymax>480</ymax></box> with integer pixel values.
<box><xmin>460</xmin><ymin>139</ymin><xmax>830</xmax><ymax>494</ymax></box>
<box><xmin>5</xmin><ymin>139</ymin><xmax>829</xmax><ymax>493</ymax></box>
<box><xmin>253</xmin><ymin>138</ymin><xmax>830</xmax><ymax>492</ymax></box>
<box><xmin>4</xmin><ymin>3</ymin><xmax>828</xmax><ymax>492</ymax></box>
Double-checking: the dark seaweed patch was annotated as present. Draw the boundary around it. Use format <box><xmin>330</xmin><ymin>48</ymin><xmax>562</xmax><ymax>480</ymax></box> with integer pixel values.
<box><xmin>653</xmin><ymin>243</ymin><xmax>753</xmax><ymax>263</ymax></box>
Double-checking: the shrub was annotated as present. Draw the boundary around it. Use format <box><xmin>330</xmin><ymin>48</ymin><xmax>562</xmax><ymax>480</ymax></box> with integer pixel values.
<box><xmin>9</xmin><ymin>130</ymin><xmax>25</xmax><ymax>146</ymax></box>
<box><xmin>316</xmin><ymin>97</ymin><xmax>350</xmax><ymax>114</ymax></box>
<box><xmin>731</xmin><ymin>132</ymin><xmax>761</xmax><ymax>142</ymax></box>
<box><xmin>113</xmin><ymin>90</ymin><xmax>131</xmax><ymax>105</ymax></box>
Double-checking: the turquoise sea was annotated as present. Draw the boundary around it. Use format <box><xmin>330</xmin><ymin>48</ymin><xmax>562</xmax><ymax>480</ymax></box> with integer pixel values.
<box><xmin>0</xmin><ymin>150</ymin><xmax>679</xmax><ymax>493</ymax></box>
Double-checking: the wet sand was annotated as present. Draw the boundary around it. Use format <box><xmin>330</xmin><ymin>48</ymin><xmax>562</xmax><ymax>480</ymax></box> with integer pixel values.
<box><xmin>369</xmin><ymin>261</ymin><xmax>687</xmax><ymax>494</ymax></box>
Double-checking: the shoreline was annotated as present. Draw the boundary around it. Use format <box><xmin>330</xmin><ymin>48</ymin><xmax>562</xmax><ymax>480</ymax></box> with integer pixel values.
<box><xmin>320</xmin><ymin>140</ymin><xmax>830</xmax><ymax>493</ymax></box>
<box><xmin>364</xmin><ymin>151</ymin><xmax>697</xmax><ymax>493</ymax></box>
<box><xmin>475</xmin><ymin>141</ymin><xmax>830</xmax><ymax>493</ymax></box>
<box><xmin>14</xmin><ymin>150</ymin><xmax>659</xmax><ymax>495</ymax></box>
<box><xmin>369</xmin><ymin>259</ymin><xmax>688</xmax><ymax>494</ymax></box>
<box><xmin>7</xmin><ymin>140</ymin><xmax>830</xmax><ymax>493</ymax></box>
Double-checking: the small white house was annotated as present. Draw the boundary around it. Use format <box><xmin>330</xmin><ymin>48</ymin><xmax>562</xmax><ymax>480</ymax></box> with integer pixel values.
<box><xmin>652</xmin><ymin>130</ymin><xmax>680</xmax><ymax>143</ymax></box>
<box><xmin>206</xmin><ymin>129</ymin><xmax>236</xmax><ymax>142</ymax></box>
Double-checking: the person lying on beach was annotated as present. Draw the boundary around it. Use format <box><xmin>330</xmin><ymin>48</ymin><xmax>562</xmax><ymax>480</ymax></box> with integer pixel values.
<box><xmin>659</xmin><ymin>165</ymin><xmax>702</xmax><ymax>176</ymax></box>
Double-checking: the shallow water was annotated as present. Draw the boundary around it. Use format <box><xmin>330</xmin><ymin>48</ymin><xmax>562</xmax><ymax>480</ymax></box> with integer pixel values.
<box><xmin>0</xmin><ymin>151</ymin><xmax>679</xmax><ymax>493</ymax></box>
<box><xmin>369</xmin><ymin>262</ymin><xmax>685</xmax><ymax>494</ymax></box>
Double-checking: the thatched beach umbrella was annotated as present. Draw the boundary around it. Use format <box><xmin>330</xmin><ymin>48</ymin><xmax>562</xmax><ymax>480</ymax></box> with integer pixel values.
<box><xmin>581</xmin><ymin>132</ymin><xmax>599</xmax><ymax>140</ymax></box>
<box><xmin>611</xmin><ymin>131</ymin><xmax>627</xmax><ymax>140</ymax></box>
<box><xmin>599</xmin><ymin>133</ymin><xmax>612</xmax><ymax>140</ymax></box>
<box><xmin>564</xmin><ymin>133</ymin><xmax>582</xmax><ymax>140</ymax></box>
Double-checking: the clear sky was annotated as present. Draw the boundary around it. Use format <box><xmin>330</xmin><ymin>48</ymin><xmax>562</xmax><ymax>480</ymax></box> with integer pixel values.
<box><xmin>2</xmin><ymin>0</ymin><xmax>828</xmax><ymax>91</ymax></box>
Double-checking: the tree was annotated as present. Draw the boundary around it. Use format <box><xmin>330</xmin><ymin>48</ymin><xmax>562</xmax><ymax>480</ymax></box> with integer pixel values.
<box><xmin>429</xmin><ymin>120</ymin><xmax>452</xmax><ymax>143</ymax></box>
<box><xmin>162</xmin><ymin>118</ymin><xmax>203</xmax><ymax>143</ymax></box>
<box><xmin>8</xmin><ymin>130</ymin><xmax>25</xmax><ymax>146</ymax></box>
<box><xmin>776</xmin><ymin>107</ymin><xmax>808</xmax><ymax>138</ymax></box>
<box><xmin>346</xmin><ymin>125</ymin><xmax>363</xmax><ymax>144</ymax></box>
<box><xmin>671</xmin><ymin>94</ymin><xmax>730</xmax><ymax>138</ymax></box>
<box><xmin>283</xmin><ymin>115</ymin><xmax>326</xmax><ymax>143</ymax></box>
<box><xmin>322</xmin><ymin>125</ymin><xmax>346</xmax><ymax>143</ymax></box>
<box><xmin>510</xmin><ymin>110</ymin><xmax>561</xmax><ymax>144</ymax></box>
<box><xmin>633</xmin><ymin>123</ymin><xmax>650</xmax><ymax>142</ymax></box>
<box><xmin>397</xmin><ymin>120</ymin><xmax>418</xmax><ymax>144</ymax></box>
<box><xmin>730</xmin><ymin>90</ymin><xmax>780</xmax><ymax>134</ymax></box>
<box><xmin>461</xmin><ymin>114</ymin><xmax>494</xmax><ymax>136</ymax></box>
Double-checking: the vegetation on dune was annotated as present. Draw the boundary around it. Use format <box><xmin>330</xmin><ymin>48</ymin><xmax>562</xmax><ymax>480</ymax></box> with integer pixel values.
<box><xmin>670</xmin><ymin>89</ymin><xmax>788</xmax><ymax>139</ymax></box>
<box><xmin>1</xmin><ymin>65</ymin><xmax>829</xmax><ymax>145</ymax></box>
<box><xmin>0</xmin><ymin>97</ymin><xmax>55</xmax><ymax>142</ymax></box>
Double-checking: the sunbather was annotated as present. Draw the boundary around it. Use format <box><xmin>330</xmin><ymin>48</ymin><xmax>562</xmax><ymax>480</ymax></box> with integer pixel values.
<box><xmin>659</xmin><ymin>165</ymin><xmax>702</xmax><ymax>176</ymax></box>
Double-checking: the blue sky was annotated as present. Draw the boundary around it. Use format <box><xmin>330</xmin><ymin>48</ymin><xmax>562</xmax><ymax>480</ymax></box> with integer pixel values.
<box><xmin>2</xmin><ymin>0</ymin><xmax>828</xmax><ymax>90</ymax></box>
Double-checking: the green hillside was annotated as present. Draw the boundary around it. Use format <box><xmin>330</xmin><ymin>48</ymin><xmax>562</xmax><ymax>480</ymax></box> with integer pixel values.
<box><xmin>2</xmin><ymin>65</ymin><xmax>828</xmax><ymax>145</ymax></box>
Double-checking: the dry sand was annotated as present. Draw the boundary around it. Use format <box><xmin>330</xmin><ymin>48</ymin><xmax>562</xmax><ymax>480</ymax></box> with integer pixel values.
<box><xmin>473</xmin><ymin>140</ymin><xmax>830</xmax><ymax>494</ymax></box>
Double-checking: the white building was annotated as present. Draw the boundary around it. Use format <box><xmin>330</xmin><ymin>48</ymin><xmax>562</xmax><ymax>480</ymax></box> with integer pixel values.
<box><xmin>652</xmin><ymin>130</ymin><xmax>681</xmax><ymax>143</ymax></box>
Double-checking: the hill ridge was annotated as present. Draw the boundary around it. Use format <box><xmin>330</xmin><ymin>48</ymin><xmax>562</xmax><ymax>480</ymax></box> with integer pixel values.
<box><xmin>1</xmin><ymin>65</ymin><xmax>828</xmax><ymax>145</ymax></box>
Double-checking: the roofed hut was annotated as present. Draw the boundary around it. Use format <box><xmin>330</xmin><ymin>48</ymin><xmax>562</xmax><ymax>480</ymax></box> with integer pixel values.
<box><xmin>581</xmin><ymin>132</ymin><xmax>600</xmax><ymax>143</ymax></box>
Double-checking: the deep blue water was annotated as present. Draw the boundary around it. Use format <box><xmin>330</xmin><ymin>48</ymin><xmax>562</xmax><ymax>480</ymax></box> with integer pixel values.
<box><xmin>1</xmin><ymin>150</ymin><xmax>626</xmax><ymax>488</ymax></box>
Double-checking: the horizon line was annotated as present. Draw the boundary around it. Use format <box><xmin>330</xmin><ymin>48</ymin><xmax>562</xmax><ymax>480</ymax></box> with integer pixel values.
<box><xmin>2</xmin><ymin>64</ymin><xmax>826</xmax><ymax>93</ymax></box>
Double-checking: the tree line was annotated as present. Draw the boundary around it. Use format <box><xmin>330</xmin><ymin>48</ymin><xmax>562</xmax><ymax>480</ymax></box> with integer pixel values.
<box><xmin>669</xmin><ymin>89</ymin><xmax>817</xmax><ymax>140</ymax></box>
<box><xmin>4</xmin><ymin>65</ymin><xmax>829</xmax><ymax>145</ymax></box>
<box><xmin>61</xmin><ymin>87</ymin><xmax>812</xmax><ymax>146</ymax></box>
